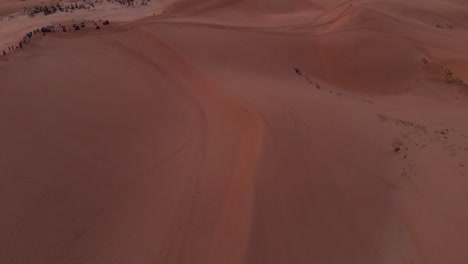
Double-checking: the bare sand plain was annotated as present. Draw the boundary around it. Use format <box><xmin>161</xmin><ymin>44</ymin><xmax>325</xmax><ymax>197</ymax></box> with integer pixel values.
<box><xmin>1</xmin><ymin>0</ymin><xmax>468</xmax><ymax>263</ymax></box>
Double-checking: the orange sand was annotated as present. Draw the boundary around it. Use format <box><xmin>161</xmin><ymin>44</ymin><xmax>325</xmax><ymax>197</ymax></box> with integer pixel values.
<box><xmin>1</xmin><ymin>0</ymin><xmax>468</xmax><ymax>263</ymax></box>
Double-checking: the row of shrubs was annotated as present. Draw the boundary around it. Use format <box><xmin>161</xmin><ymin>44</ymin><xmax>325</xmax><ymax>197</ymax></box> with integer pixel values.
<box><xmin>27</xmin><ymin>0</ymin><xmax>150</xmax><ymax>17</ymax></box>
<box><xmin>110</xmin><ymin>0</ymin><xmax>135</xmax><ymax>6</ymax></box>
<box><xmin>27</xmin><ymin>3</ymin><xmax>90</xmax><ymax>17</ymax></box>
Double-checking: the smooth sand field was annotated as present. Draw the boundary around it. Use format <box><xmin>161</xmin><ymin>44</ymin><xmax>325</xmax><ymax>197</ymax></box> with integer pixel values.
<box><xmin>1</xmin><ymin>0</ymin><xmax>468</xmax><ymax>263</ymax></box>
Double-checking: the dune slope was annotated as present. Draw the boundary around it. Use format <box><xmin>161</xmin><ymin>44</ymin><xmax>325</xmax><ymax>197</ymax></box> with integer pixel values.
<box><xmin>1</xmin><ymin>0</ymin><xmax>468</xmax><ymax>263</ymax></box>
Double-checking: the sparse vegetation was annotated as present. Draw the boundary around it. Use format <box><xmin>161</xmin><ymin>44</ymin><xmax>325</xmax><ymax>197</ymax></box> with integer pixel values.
<box><xmin>25</xmin><ymin>0</ymin><xmax>151</xmax><ymax>17</ymax></box>
<box><xmin>27</xmin><ymin>3</ymin><xmax>87</xmax><ymax>17</ymax></box>
<box><xmin>422</xmin><ymin>58</ymin><xmax>468</xmax><ymax>89</ymax></box>
<box><xmin>112</xmin><ymin>0</ymin><xmax>134</xmax><ymax>6</ymax></box>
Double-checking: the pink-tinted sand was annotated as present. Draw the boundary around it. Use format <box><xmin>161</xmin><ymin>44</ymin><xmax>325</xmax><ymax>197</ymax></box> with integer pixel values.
<box><xmin>1</xmin><ymin>0</ymin><xmax>468</xmax><ymax>263</ymax></box>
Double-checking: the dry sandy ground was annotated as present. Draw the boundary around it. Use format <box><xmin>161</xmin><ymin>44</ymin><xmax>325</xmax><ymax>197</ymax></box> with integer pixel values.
<box><xmin>1</xmin><ymin>0</ymin><xmax>468</xmax><ymax>263</ymax></box>
<box><xmin>0</xmin><ymin>0</ymin><xmax>162</xmax><ymax>51</ymax></box>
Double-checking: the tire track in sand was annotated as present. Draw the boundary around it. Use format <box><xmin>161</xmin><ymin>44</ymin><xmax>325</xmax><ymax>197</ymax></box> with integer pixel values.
<box><xmin>107</xmin><ymin>27</ymin><xmax>264</xmax><ymax>264</ymax></box>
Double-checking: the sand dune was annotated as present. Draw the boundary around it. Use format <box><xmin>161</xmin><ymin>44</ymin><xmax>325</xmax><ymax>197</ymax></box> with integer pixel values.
<box><xmin>1</xmin><ymin>0</ymin><xmax>468</xmax><ymax>263</ymax></box>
